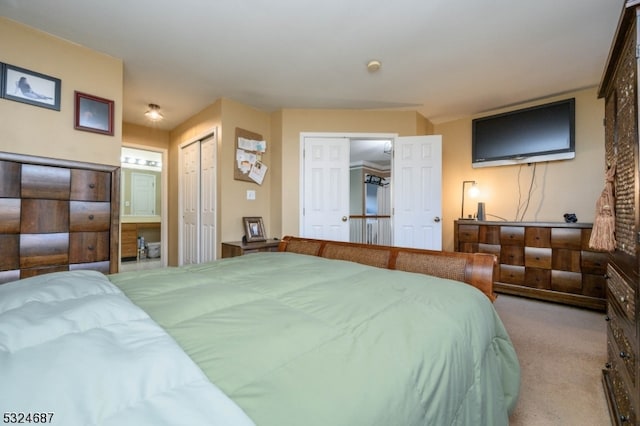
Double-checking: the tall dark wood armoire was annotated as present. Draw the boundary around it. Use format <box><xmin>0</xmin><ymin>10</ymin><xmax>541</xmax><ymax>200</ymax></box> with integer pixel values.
<box><xmin>599</xmin><ymin>2</ymin><xmax>640</xmax><ymax>424</ymax></box>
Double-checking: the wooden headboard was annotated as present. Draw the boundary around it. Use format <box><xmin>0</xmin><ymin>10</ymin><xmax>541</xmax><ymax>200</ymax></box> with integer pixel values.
<box><xmin>278</xmin><ymin>236</ymin><xmax>497</xmax><ymax>301</ymax></box>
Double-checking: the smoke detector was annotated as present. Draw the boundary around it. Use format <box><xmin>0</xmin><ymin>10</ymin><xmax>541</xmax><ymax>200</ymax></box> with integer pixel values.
<box><xmin>367</xmin><ymin>60</ymin><xmax>381</xmax><ymax>73</ymax></box>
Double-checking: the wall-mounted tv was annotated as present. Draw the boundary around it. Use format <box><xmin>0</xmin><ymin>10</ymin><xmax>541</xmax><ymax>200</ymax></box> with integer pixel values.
<box><xmin>472</xmin><ymin>98</ymin><xmax>575</xmax><ymax>168</ymax></box>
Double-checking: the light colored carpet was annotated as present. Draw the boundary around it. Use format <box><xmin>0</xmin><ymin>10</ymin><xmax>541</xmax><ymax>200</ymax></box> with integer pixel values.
<box><xmin>493</xmin><ymin>294</ymin><xmax>610</xmax><ymax>426</ymax></box>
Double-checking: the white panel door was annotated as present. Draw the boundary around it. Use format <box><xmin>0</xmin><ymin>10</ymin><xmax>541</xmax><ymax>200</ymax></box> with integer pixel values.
<box><xmin>302</xmin><ymin>137</ymin><xmax>350</xmax><ymax>241</ymax></box>
<box><xmin>131</xmin><ymin>173</ymin><xmax>156</xmax><ymax>215</ymax></box>
<box><xmin>200</xmin><ymin>135</ymin><xmax>217</xmax><ymax>263</ymax></box>
<box><xmin>181</xmin><ymin>142</ymin><xmax>200</xmax><ymax>265</ymax></box>
<box><xmin>393</xmin><ymin>135</ymin><xmax>442</xmax><ymax>250</ymax></box>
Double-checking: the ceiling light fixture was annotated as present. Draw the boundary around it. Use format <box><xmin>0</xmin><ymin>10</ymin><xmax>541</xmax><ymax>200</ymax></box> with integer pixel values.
<box><xmin>367</xmin><ymin>60</ymin><xmax>382</xmax><ymax>73</ymax></box>
<box><xmin>144</xmin><ymin>103</ymin><xmax>164</xmax><ymax>121</ymax></box>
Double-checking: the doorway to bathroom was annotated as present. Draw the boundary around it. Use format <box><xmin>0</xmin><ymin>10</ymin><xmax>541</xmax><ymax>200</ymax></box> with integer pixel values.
<box><xmin>119</xmin><ymin>146</ymin><xmax>168</xmax><ymax>271</ymax></box>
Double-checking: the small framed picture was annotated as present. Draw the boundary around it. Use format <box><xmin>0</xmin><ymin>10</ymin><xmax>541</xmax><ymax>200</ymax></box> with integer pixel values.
<box><xmin>74</xmin><ymin>91</ymin><xmax>114</xmax><ymax>136</ymax></box>
<box><xmin>243</xmin><ymin>216</ymin><xmax>266</xmax><ymax>242</ymax></box>
<box><xmin>1</xmin><ymin>64</ymin><xmax>61</xmax><ymax>111</ymax></box>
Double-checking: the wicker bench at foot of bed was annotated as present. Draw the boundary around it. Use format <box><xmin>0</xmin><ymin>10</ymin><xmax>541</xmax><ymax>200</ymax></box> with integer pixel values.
<box><xmin>278</xmin><ymin>236</ymin><xmax>497</xmax><ymax>301</ymax></box>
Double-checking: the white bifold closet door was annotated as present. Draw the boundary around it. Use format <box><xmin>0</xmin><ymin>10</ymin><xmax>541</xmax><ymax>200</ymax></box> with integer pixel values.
<box><xmin>180</xmin><ymin>133</ymin><xmax>217</xmax><ymax>265</ymax></box>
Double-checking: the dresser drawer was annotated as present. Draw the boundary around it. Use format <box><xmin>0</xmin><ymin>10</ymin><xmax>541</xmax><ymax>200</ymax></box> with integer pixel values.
<box><xmin>19</xmin><ymin>233</ymin><xmax>69</xmax><ymax>268</ymax></box>
<box><xmin>21</xmin><ymin>164</ymin><xmax>70</xmax><ymax>200</ymax></box>
<box><xmin>0</xmin><ymin>198</ymin><xmax>20</xmax><ymax>233</ymax></box>
<box><xmin>69</xmin><ymin>260</ymin><xmax>110</xmax><ymax>274</ymax></box>
<box><xmin>500</xmin><ymin>226</ymin><xmax>524</xmax><ymax>245</ymax></box>
<box><xmin>478</xmin><ymin>225</ymin><xmax>500</xmax><ymax>244</ymax></box>
<box><xmin>71</xmin><ymin>169</ymin><xmax>111</xmax><ymax>201</ymax></box>
<box><xmin>551</xmin><ymin>227</ymin><xmax>582</xmax><ymax>249</ymax></box>
<box><xmin>457</xmin><ymin>224</ymin><xmax>479</xmax><ymax>243</ymax></box>
<box><xmin>525</xmin><ymin>227</ymin><xmax>551</xmax><ymax>247</ymax></box>
<box><xmin>0</xmin><ymin>234</ymin><xmax>19</xmax><ymax>271</ymax></box>
<box><xmin>606</xmin><ymin>339</ymin><xmax>637</xmax><ymax>425</ymax></box>
<box><xmin>69</xmin><ymin>231</ymin><xmax>110</xmax><ymax>263</ymax></box>
<box><xmin>0</xmin><ymin>160</ymin><xmax>21</xmax><ymax>198</ymax></box>
<box><xmin>525</xmin><ymin>247</ymin><xmax>552</xmax><ymax>268</ymax></box>
<box><xmin>552</xmin><ymin>248</ymin><xmax>581</xmax><ymax>272</ymax></box>
<box><xmin>478</xmin><ymin>243</ymin><xmax>500</xmax><ymax>258</ymax></box>
<box><xmin>581</xmin><ymin>251</ymin><xmax>608</xmax><ymax>274</ymax></box>
<box><xmin>607</xmin><ymin>265</ymin><xmax>636</xmax><ymax>322</ymax></box>
<box><xmin>551</xmin><ymin>270</ymin><xmax>582</xmax><ymax>294</ymax></box>
<box><xmin>0</xmin><ymin>270</ymin><xmax>20</xmax><ymax>285</ymax></box>
<box><xmin>500</xmin><ymin>245</ymin><xmax>524</xmax><ymax>265</ymax></box>
<box><xmin>582</xmin><ymin>273</ymin><xmax>606</xmax><ymax>299</ymax></box>
<box><xmin>500</xmin><ymin>264</ymin><xmax>525</xmax><ymax>285</ymax></box>
<box><xmin>21</xmin><ymin>265</ymin><xmax>69</xmax><ymax>279</ymax></box>
<box><xmin>69</xmin><ymin>202</ymin><xmax>111</xmax><ymax>231</ymax></box>
<box><xmin>21</xmin><ymin>199</ymin><xmax>69</xmax><ymax>233</ymax></box>
<box><xmin>524</xmin><ymin>267</ymin><xmax>551</xmax><ymax>289</ymax></box>
<box><xmin>607</xmin><ymin>300</ymin><xmax>637</xmax><ymax>386</ymax></box>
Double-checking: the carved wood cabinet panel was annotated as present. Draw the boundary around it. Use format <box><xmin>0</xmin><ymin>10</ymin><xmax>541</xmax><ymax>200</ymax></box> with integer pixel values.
<box><xmin>599</xmin><ymin>2</ymin><xmax>640</xmax><ymax>424</ymax></box>
<box><xmin>0</xmin><ymin>152</ymin><xmax>120</xmax><ymax>284</ymax></box>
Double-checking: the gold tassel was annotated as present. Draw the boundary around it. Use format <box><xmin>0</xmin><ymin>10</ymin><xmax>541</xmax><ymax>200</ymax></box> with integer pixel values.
<box><xmin>589</xmin><ymin>163</ymin><xmax>616</xmax><ymax>252</ymax></box>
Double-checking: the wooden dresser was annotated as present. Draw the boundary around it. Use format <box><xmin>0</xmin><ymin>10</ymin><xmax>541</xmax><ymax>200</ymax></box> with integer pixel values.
<box><xmin>0</xmin><ymin>152</ymin><xmax>120</xmax><ymax>284</ymax></box>
<box><xmin>599</xmin><ymin>2</ymin><xmax>640</xmax><ymax>424</ymax></box>
<box><xmin>221</xmin><ymin>239</ymin><xmax>280</xmax><ymax>258</ymax></box>
<box><xmin>454</xmin><ymin>220</ymin><xmax>608</xmax><ymax>310</ymax></box>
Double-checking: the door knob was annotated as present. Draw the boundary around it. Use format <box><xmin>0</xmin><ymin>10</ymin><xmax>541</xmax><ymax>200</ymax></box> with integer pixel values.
<box><xmin>434</xmin><ymin>217</ymin><xmax>441</xmax><ymax>222</ymax></box>
<box><xmin>342</xmin><ymin>216</ymin><xmax>348</xmax><ymax>222</ymax></box>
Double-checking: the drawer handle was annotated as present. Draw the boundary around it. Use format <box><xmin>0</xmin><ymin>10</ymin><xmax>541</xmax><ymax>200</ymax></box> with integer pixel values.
<box><xmin>88</xmin><ymin>214</ymin><xmax>95</xmax><ymax>220</ymax></box>
<box><xmin>620</xmin><ymin>351</ymin><xmax>631</xmax><ymax>360</ymax></box>
<box><xmin>620</xmin><ymin>295</ymin><xmax>628</xmax><ymax>303</ymax></box>
<box><xmin>87</xmin><ymin>245</ymin><xmax>94</xmax><ymax>251</ymax></box>
<box><xmin>605</xmin><ymin>362</ymin><xmax>612</xmax><ymax>369</ymax></box>
<box><xmin>89</xmin><ymin>183</ymin><xmax>96</xmax><ymax>189</ymax></box>
<box><xmin>620</xmin><ymin>415</ymin><xmax>629</xmax><ymax>423</ymax></box>
<box><xmin>605</xmin><ymin>315</ymin><xmax>610</xmax><ymax>322</ymax></box>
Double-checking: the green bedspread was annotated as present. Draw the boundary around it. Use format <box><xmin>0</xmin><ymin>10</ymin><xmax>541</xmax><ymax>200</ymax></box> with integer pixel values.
<box><xmin>109</xmin><ymin>252</ymin><xmax>520</xmax><ymax>426</ymax></box>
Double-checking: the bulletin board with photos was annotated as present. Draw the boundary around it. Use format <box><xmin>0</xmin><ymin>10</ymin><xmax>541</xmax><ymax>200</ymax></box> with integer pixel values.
<box><xmin>234</xmin><ymin>127</ymin><xmax>268</xmax><ymax>184</ymax></box>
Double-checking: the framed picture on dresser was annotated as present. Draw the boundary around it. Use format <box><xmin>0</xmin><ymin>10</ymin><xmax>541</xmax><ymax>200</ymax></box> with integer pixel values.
<box><xmin>1</xmin><ymin>64</ymin><xmax>61</xmax><ymax>111</ymax></box>
<box><xmin>243</xmin><ymin>216</ymin><xmax>266</xmax><ymax>242</ymax></box>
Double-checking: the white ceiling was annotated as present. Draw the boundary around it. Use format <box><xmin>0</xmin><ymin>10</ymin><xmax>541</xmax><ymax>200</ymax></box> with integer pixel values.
<box><xmin>0</xmin><ymin>0</ymin><xmax>622</xmax><ymax>131</ymax></box>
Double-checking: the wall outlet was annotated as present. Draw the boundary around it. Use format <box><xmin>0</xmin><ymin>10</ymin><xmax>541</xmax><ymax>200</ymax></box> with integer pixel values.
<box><xmin>246</xmin><ymin>190</ymin><xmax>256</xmax><ymax>200</ymax></box>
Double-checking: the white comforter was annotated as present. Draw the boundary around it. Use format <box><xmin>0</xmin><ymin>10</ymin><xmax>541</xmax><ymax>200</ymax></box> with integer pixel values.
<box><xmin>0</xmin><ymin>270</ymin><xmax>255</xmax><ymax>426</ymax></box>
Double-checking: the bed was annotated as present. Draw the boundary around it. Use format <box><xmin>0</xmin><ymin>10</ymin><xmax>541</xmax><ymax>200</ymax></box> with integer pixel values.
<box><xmin>0</xmin><ymin>237</ymin><xmax>520</xmax><ymax>425</ymax></box>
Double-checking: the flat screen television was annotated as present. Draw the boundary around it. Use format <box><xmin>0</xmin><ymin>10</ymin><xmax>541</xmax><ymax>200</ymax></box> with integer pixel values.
<box><xmin>472</xmin><ymin>98</ymin><xmax>575</xmax><ymax>168</ymax></box>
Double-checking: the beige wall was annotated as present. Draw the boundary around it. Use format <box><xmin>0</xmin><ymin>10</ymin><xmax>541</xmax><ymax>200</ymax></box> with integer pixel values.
<box><xmin>436</xmin><ymin>87</ymin><xmax>605</xmax><ymax>251</ymax></box>
<box><xmin>123</xmin><ymin>122</ymin><xmax>170</xmax><ymax>150</ymax></box>
<box><xmin>269</xmin><ymin>110</ymin><xmax>284</xmax><ymax>239</ymax></box>
<box><xmin>217</xmin><ymin>98</ymin><xmax>272</xmax><ymax>243</ymax></box>
<box><xmin>167</xmin><ymin>98</ymin><xmax>271</xmax><ymax>265</ymax></box>
<box><xmin>0</xmin><ymin>18</ymin><xmax>122</xmax><ymax>166</ymax></box>
<box><xmin>168</xmin><ymin>100</ymin><xmax>222</xmax><ymax>265</ymax></box>
<box><xmin>277</xmin><ymin>109</ymin><xmax>432</xmax><ymax>237</ymax></box>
